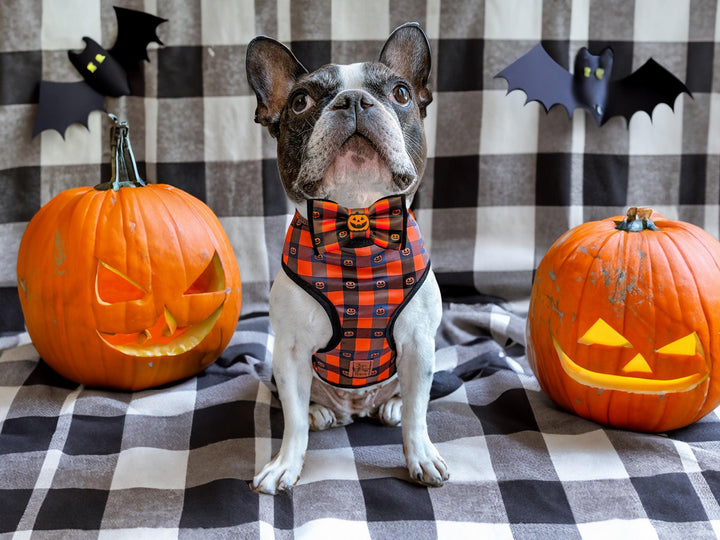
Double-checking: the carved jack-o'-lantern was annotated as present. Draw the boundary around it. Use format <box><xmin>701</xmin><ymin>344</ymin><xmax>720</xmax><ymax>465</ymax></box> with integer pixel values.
<box><xmin>527</xmin><ymin>208</ymin><xmax>720</xmax><ymax>432</ymax></box>
<box><xmin>16</xmin><ymin>118</ymin><xmax>241</xmax><ymax>390</ymax></box>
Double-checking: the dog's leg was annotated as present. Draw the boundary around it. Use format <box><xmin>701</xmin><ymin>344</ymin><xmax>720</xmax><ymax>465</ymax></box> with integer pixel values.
<box><xmin>252</xmin><ymin>272</ymin><xmax>332</xmax><ymax>494</ymax></box>
<box><xmin>252</xmin><ymin>332</ymin><xmax>314</xmax><ymax>494</ymax></box>
<box><xmin>394</xmin><ymin>271</ymin><xmax>449</xmax><ymax>486</ymax></box>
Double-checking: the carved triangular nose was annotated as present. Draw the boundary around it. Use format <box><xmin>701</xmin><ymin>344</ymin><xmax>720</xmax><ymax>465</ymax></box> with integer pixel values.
<box><xmin>622</xmin><ymin>353</ymin><xmax>653</xmax><ymax>374</ymax></box>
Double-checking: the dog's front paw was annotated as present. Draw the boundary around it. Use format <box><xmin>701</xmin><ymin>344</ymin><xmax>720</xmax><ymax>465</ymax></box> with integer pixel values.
<box><xmin>405</xmin><ymin>437</ymin><xmax>449</xmax><ymax>487</ymax></box>
<box><xmin>376</xmin><ymin>396</ymin><xmax>402</xmax><ymax>427</ymax></box>
<box><xmin>309</xmin><ymin>403</ymin><xmax>353</xmax><ymax>431</ymax></box>
<box><xmin>252</xmin><ymin>454</ymin><xmax>305</xmax><ymax>495</ymax></box>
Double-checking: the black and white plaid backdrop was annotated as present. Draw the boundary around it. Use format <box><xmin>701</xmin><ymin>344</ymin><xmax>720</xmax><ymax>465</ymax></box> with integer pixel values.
<box><xmin>2</xmin><ymin>0</ymin><xmax>720</xmax><ymax>536</ymax></box>
<box><xmin>2</xmin><ymin>0</ymin><xmax>718</xmax><ymax>329</ymax></box>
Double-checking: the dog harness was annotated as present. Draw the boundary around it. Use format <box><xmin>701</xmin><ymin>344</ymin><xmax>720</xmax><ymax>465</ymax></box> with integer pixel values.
<box><xmin>281</xmin><ymin>195</ymin><xmax>430</xmax><ymax>388</ymax></box>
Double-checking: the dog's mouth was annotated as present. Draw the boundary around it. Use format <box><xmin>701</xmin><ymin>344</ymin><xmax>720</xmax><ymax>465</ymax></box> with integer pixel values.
<box><xmin>298</xmin><ymin>132</ymin><xmax>416</xmax><ymax>204</ymax></box>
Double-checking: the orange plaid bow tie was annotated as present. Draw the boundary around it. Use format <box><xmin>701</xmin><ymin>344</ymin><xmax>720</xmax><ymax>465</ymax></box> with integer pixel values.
<box><xmin>308</xmin><ymin>195</ymin><xmax>408</xmax><ymax>254</ymax></box>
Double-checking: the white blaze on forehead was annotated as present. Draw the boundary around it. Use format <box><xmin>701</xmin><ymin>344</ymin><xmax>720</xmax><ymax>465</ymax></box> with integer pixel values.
<box><xmin>338</xmin><ymin>63</ymin><xmax>367</xmax><ymax>90</ymax></box>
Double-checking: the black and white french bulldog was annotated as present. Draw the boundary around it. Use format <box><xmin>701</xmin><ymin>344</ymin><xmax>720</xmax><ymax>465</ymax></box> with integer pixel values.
<box><xmin>246</xmin><ymin>23</ymin><xmax>448</xmax><ymax>494</ymax></box>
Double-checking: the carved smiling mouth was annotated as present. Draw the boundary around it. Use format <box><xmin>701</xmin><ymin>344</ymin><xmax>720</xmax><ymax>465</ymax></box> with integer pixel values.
<box><xmin>552</xmin><ymin>337</ymin><xmax>709</xmax><ymax>394</ymax></box>
<box><xmin>97</xmin><ymin>305</ymin><xmax>223</xmax><ymax>357</ymax></box>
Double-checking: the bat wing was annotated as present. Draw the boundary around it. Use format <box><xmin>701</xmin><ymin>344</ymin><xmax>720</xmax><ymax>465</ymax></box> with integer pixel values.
<box><xmin>109</xmin><ymin>6</ymin><xmax>167</xmax><ymax>73</ymax></box>
<box><xmin>33</xmin><ymin>80</ymin><xmax>106</xmax><ymax>138</ymax></box>
<box><xmin>603</xmin><ymin>59</ymin><xmax>691</xmax><ymax>125</ymax></box>
<box><xmin>496</xmin><ymin>43</ymin><xmax>581</xmax><ymax>116</ymax></box>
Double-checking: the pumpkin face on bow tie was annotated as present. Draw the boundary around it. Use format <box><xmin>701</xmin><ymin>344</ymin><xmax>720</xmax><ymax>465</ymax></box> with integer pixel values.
<box><xmin>527</xmin><ymin>208</ymin><xmax>720</xmax><ymax>432</ymax></box>
<box><xmin>347</xmin><ymin>213</ymin><xmax>370</xmax><ymax>232</ymax></box>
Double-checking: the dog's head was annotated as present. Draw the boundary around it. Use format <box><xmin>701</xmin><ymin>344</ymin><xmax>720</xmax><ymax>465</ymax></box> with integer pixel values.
<box><xmin>246</xmin><ymin>23</ymin><xmax>432</xmax><ymax>211</ymax></box>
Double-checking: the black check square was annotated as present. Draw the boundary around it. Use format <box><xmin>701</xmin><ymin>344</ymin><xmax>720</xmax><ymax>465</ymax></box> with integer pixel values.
<box><xmin>0</xmin><ymin>416</ymin><xmax>58</xmax><ymax>455</ymax></box>
<box><xmin>631</xmin><ymin>473</ymin><xmax>708</xmax><ymax>522</ymax></box>
<box><xmin>472</xmin><ymin>388</ymin><xmax>539</xmax><ymax>435</ymax></box>
<box><xmin>361</xmin><ymin>478</ymin><xmax>434</xmax><ymax>522</ymax></box>
<box><xmin>189</xmin><ymin>401</ymin><xmax>256</xmax><ymax>448</ymax></box>
<box><xmin>0</xmin><ymin>489</ymin><xmax>32</xmax><ymax>533</ymax></box>
<box><xmin>262</xmin><ymin>159</ymin><xmax>288</xmax><ymax>216</ymax></box>
<box><xmin>583</xmin><ymin>154</ymin><xmax>629</xmax><ymax>206</ymax></box>
<box><xmin>63</xmin><ymin>414</ymin><xmax>125</xmax><ymax>455</ymax></box>
<box><xmin>679</xmin><ymin>154</ymin><xmax>707</xmax><ymax>205</ymax></box>
<box><xmin>437</xmin><ymin>39</ymin><xmax>484</xmax><ymax>91</ymax></box>
<box><xmin>156</xmin><ymin>162</ymin><xmax>206</xmax><ymax>202</ymax></box>
<box><xmin>180</xmin><ymin>479</ymin><xmax>259</xmax><ymax>528</ymax></box>
<box><xmin>0</xmin><ymin>51</ymin><xmax>41</xmax><ymax>105</ymax></box>
<box><xmin>34</xmin><ymin>488</ymin><xmax>109</xmax><ymax>530</ymax></box>
<box><xmin>686</xmin><ymin>42</ymin><xmax>714</xmax><ymax>93</ymax></box>
<box><xmin>346</xmin><ymin>417</ymin><xmax>402</xmax><ymax>447</ymax></box>
<box><xmin>158</xmin><ymin>46</ymin><xmax>203</xmax><ymax>98</ymax></box>
<box><xmin>22</xmin><ymin>360</ymin><xmax>77</xmax><ymax>389</ymax></box>
<box><xmin>499</xmin><ymin>480</ymin><xmax>575</xmax><ymax>524</ymax></box>
<box><xmin>668</xmin><ymin>419</ymin><xmax>720</xmax><ymax>443</ymax></box>
<box><xmin>291</xmin><ymin>41</ymin><xmax>331</xmax><ymax>72</ymax></box>
<box><xmin>536</xmin><ymin>153</ymin><xmax>572</xmax><ymax>206</ymax></box>
<box><xmin>433</xmin><ymin>156</ymin><xmax>479</xmax><ymax>208</ymax></box>
<box><xmin>0</xmin><ymin>287</ymin><xmax>25</xmax><ymax>332</ymax></box>
<box><xmin>0</xmin><ymin>167</ymin><xmax>40</xmax><ymax>223</ymax></box>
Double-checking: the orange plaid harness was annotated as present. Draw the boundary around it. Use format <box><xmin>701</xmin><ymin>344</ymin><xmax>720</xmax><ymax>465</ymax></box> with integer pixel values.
<box><xmin>281</xmin><ymin>195</ymin><xmax>430</xmax><ymax>388</ymax></box>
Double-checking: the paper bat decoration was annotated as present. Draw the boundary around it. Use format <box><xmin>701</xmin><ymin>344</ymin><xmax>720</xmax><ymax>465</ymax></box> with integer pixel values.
<box><xmin>32</xmin><ymin>6</ymin><xmax>167</xmax><ymax>138</ymax></box>
<box><xmin>496</xmin><ymin>44</ymin><xmax>692</xmax><ymax>126</ymax></box>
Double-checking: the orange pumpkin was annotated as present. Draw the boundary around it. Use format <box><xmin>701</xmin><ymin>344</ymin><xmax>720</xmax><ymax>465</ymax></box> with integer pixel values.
<box><xmin>16</xmin><ymin>118</ymin><xmax>241</xmax><ymax>390</ymax></box>
<box><xmin>527</xmin><ymin>207</ymin><xmax>720</xmax><ymax>432</ymax></box>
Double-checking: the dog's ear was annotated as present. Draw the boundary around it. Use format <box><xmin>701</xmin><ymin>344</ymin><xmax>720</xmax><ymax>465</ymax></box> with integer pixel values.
<box><xmin>246</xmin><ymin>37</ymin><xmax>308</xmax><ymax>137</ymax></box>
<box><xmin>378</xmin><ymin>23</ymin><xmax>432</xmax><ymax>117</ymax></box>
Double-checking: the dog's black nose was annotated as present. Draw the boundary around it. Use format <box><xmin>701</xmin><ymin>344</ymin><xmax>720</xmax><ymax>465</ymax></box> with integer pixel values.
<box><xmin>330</xmin><ymin>90</ymin><xmax>374</xmax><ymax>113</ymax></box>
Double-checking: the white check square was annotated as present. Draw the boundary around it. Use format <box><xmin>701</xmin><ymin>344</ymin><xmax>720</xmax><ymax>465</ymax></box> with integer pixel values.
<box><xmin>544</xmin><ymin>430</ymin><xmax>629</xmax><ymax>482</ymax></box>
<box><xmin>111</xmin><ymin>447</ymin><xmax>189</xmax><ymax>490</ymax></box>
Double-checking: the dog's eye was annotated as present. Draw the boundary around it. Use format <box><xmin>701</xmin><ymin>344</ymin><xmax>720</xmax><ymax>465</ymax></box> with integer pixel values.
<box><xmin>390</xmin><ymin>84</ymin><xmax>411</xmax><ymax>107</ymax></box>
<box><xmin>290</xmin><ymin>92</ymin><xmax>314</xmax><ymax>114</ymax></box>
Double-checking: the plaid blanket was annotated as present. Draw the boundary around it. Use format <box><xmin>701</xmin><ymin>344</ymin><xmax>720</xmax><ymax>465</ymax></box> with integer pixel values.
<box><xmin>2</xmin><ymin>303</ymin><xmax>720</xmax><ymax>537</ymax></box>
<box><xmin>2</xmin><ymin>0</ymin><xmax>720</xmax><ymax>536</ymax></box>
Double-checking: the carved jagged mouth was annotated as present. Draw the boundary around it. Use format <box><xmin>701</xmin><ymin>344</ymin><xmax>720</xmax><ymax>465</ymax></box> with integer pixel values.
<box><xmin>97</xmin><ymin>305</ymin><xmax>223</xmax><ymax>357</ymax></box>
<box><xmin>552</xmin><ymin>338</ymin><xmax>708</xmax><ymax>395</ymax></box>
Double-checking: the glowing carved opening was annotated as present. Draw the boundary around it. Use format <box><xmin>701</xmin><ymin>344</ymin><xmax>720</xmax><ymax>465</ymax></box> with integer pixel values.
<box><xmin>656</xmin><ymin>332</ymin><xmax>704</xmax><ymax>357</ymax></box>
<box><xmin>578</xmin><ymin>318</ymin><xmax>631</xmax><ymax>348</ymax></box>
<box><xmin>621</xmin><ymin>353</ymin><xmax>652</xmax><ymax>374</ymax></box>
<box><xmin>184</xmin><ymin>252</ymin><xmax>225</xmax><ymax>295</ymax></box>
<box><xmin>96</xmin><ymin>261</ymin><xmax>146</xmax><ymax>304</ymax></box>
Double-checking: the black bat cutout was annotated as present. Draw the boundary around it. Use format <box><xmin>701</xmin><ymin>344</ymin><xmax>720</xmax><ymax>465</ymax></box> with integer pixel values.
<box><xmin>496</xmin><ymin>44</ymin><xmax>692</xmax><ymax>126</ymax></box>
<box><xmin>33</xmin><ymin>6</ymin><xmax>167</xmax><ymax>138</ymax></box>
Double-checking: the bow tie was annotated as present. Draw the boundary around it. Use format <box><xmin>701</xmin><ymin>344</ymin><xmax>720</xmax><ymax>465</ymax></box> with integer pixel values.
<box><xmin>308</xmin><ymin>195</ymin><xmax>408</xmax><ymax>254</ymax></box>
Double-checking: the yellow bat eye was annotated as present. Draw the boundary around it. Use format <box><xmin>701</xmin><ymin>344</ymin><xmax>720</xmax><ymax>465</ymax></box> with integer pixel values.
<box><xmin>86</xmin><ymin>62</ymin><xmax>97</xmax><ymax>73</ymax></box>
<box><xmin>583</xmin><ymin>66</ymin><xmax>591</xmax><ymax>78</ymax></box>
<box><xmin>95</xmin><ymin>53</ymin><xmax>106</xmax><ymax>64</ymax></box>
<box><xmin>595</xmin><ymin>68</ymin><xmax>605</xmax><ymax>80</ymax></box>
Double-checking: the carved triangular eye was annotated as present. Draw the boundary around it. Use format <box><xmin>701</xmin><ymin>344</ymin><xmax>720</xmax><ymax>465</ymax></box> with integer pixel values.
<box><xmin>184</xmin><ymin>252</ymin><xmax>225</xmax><ymax>295</ymax></box>
<box><xmin>656</xmin><ymin>332</ymin><xmax>704</xmax><ymax>358</ymax></box>
<box><xmin>578</xmin><ymin>318</ymin><xmax>632</xmax><ymax>347</ymax></box>
<box><xmin>96</xmin><ymin>261</ymin><xmax>146</xmax><ymax>304</ymax></box>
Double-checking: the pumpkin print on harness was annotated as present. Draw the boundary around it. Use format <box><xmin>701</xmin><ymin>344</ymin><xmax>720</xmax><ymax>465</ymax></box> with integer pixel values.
<box><xmin>526</xmin><ymin>207</ymin><xmax>720</xmax><ymax>432</ymax></box>
<box><xmin>16</xmin><ymin>115</ymin><xmax>241</xmax><ymax>390</ymax></box>
<box><xmin>282</xmin><ymin>196</ymin><xmax>429</xmax><ymax>388</ymax></box>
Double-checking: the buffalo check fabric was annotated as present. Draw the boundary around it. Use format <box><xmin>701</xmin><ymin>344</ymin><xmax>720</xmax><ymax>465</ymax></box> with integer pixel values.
<box><xmin>3</xmin><ymin>308</ymin><xmax>720</xmax><ymax>537</ymax></box>
<box><xmin>282</xmin><ymin>207</ymin><xmax>429</xmax><ymax>387</ymax></box>
<box><xmin>2</xmin><ymin>0</ymin><xmax>720</xmax><ymax>536</ymax></box>
<box><xmin>1</xmin><ymin>0</ymin><xmax>719</xmax><ymax>326</ymax></box>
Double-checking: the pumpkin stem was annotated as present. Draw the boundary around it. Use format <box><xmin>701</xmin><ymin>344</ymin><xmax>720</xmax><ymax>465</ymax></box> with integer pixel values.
<box><xmin>616</xmin><ymin>206</ymin><xmax>658</xmax><ymax>232</ymax></box>
<box><xmin>94</xmin><ymin>114</ymin><xmax>146</xmax><ymax>191</ymax></box>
